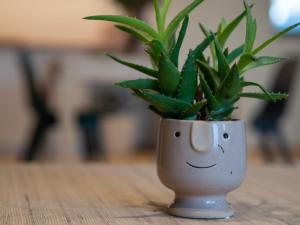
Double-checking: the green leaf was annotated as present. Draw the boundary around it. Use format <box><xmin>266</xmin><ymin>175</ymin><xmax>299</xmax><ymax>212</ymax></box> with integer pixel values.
<box><xmin>161</xmin><ymin>0</ymin><xmax>171</xmax><ymax>28</ymax></box>
<box><xmin>115</xmin><ymin>79</ymin><xmax>159</xmax><ymax>90</ymax></box>
<box><xmin>199</xmin><ymin>23</ymin><xmax>210</xmax><ymax>36</ymax></box>
<box><xmin>209</xmin><ymin>105</ymin><xmax>235</xmax><ymax>120</ymax></box>
<box><xmin>199</xmin><ymin>72</ymin><xmax>220</xmax><ymax>111</ymax></box>
<box><xmin>241</xmin><ymin>81</ymin><xmax>273</xmax><ymax>100</ymax></box>
<box><xmin>243</xmin><ymin>1</ymin><xmax>257</xmax><ymax>53</ymax></box>
<box><xmin>238</xmin><ymin>53</ymin><xmax>255</xmax><ymax>71</ymax></box>
<box><xmin>149</xmin><ymin>40</ymin><xmax>167</xmax><ymax>55</ymax></box>
<box><xmin>140</xmin><ymin>90</ymin><xmax>191</xmax><ymax>117</ymax></box>
<box><xmin>115</xmin><ymin>25</ymin><xmax>151</xmax><ymax>43</ymax></box>
<box><xmin>216</xmin><ymin>64</ymin><xmax>241</xmax><ymax>98</ymax></box>
<box><xmin>239</xmin><ymin>92</ymin><xmax>288</xmax><ymax>101</ymax></box>
<box><xmin>165</xmin><ymin>0</ymin><xmax>204</xmax><ymax>42</ymax></box>
<box><xmin>223</xmin><ymin>48</ymin><xmax>229</xmax><ymax>57</ymax></box>
<box><xmin>217</xmin><ymin>18</ymin><xmax>227</xmax><ymax>37</ymax></box>
<box><xmin>194</xmin><ymin>33</ymin><xmax>214</xmax><ymax>60</ymax></box>
<box><xmin>179</xmin><ymin>100</ymin><xmax>207</xmax><ymax>119</ymax></box>
<box><xmin>170</xmin><ymin>16</ymin><xmax>189</xmax><ymax>67</ymax></box>
<box><xmin>199</xmin><ymin>23</ymin><xmax>217</xmax><ymax>67</ymax></box>
<box><xmin>253</xmin><ymin>23</ymin><xmax>300</xmax><ymax>55</ymax></box>
<box><xmin>238</xmin><ymin>54</ymin><xmax>284</xmax><ymax>77</ymax></box>
<box><xmin>158</xmin><ymin>53</ymin><xmax>181</xmax><ymax>96</ymax></box>
<box><xmin>145</xmin><ymin>40</ymin><xmax>167</xmax><ymax>68</ymax></box>
<box><xmin>241</xmin><ymin>56</ymin><xmax>286</xmax><ymax>74</ymax></box>
<box><xmin>213</xmin><ymin>35</ymin><xmax>230</xmax><ymax>78</ymax></box>
<box><xmin>218</xmin><ymin>7</ymin><xmax>250</xmax><ymax>47</ymax></box>
<box><xmin>148</xmin><ymin>105</ymin><xmax>163</xmax><ymax>116</ymax></box>
<box><xmin>84</xmin><ymin>15</ymin><xmax>159</xmax><ymax>39</ymax></box>
<box><xmin>178</xmin><ymin>50</ymin><xmax>198</xmax><ymax>103</ymax></box>
<box><xmin>197</xmin><ymin>60</ymin><xmax>220</xmax><ymax>92</ymax></box>
<box><xmin>154</xmin><ymin>0</ymin><xmax>164</xmax><ymax>33</ymax></box>
<box><xmin>167</xmin><ymin>33</ymin><xmax>177</xmax><ymax>53</ymax></box>
<box><xmin>209</xmin><ymin>96</ymin><xmax>239</xmax><ymax>120</ymax></box>
<box><xmin>227</xmin><ymin>44</ymin><xmax>244</xmax><ymax>64</ymax></box>
<box><xmin>106</xmin><ymin>54</ymin><xmax>159</xmax><ymax>78</ymax></box>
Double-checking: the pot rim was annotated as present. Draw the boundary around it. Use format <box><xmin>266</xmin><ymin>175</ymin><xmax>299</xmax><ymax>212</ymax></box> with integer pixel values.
<box><xmin>161</xmin><ymin>118</ymin><xmax>245</xmax><ymax>124</ymax></box>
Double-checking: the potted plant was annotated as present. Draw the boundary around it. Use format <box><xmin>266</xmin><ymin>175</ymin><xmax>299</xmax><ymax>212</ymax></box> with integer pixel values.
<box><xmin>84</xmin><ymin>0</ymin><xmax>299</xmax><ymax>219</ymax></box>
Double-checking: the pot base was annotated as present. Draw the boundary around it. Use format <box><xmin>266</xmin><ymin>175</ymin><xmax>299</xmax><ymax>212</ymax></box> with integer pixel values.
<box><xmin>168</xmin><ymin>196</ymin><xmax>234</xmax><ymax>219</ymax></box>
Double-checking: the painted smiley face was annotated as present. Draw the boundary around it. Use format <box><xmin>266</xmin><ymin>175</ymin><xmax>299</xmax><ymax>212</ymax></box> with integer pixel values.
<box><xmin>185</xmin><ymin>144</ymin><xmax>225</xmax><ymax>169</ymax></box>
<box><xmin>157</xmin><ymin>119</ymin><xmax>247</xmax><ymax>196</ymax></box>
<box><xmin>173</xmin><ymin>124</ymin><xmax>231</xmax><ymax>170</ymax></box>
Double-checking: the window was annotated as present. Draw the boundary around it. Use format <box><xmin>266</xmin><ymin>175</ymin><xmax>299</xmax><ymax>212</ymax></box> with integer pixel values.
<box><xmin>269</xmin><ymin>0</ymin><xmax>300</xmax><ymax>34</ymax></box>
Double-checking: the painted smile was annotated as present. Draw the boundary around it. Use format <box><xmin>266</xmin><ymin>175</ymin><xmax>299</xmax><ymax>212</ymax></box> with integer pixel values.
<box><xmin>186</xmin><ymin>162</ymin><xmax>217</xmax><ymax>169</ymax></box>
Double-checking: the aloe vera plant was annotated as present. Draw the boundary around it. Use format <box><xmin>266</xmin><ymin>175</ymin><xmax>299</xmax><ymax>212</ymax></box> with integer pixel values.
<box><xmin>85</xmin><ymin>0</ymin><xmax>300</xmax><ymax>121</ymax></box>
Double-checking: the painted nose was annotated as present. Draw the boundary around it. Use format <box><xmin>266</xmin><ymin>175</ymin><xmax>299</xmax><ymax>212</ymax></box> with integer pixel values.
<box><xmin>191</xmin><ymin>122</ymin><xmax>213</xmax><ymax>152</ymax></box>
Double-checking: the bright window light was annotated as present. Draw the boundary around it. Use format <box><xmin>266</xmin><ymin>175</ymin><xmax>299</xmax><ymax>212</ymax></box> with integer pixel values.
<box><xmin>269</xmin><ymin>0</ymin><xmax>300</xmax><ymax>34</ymax></box>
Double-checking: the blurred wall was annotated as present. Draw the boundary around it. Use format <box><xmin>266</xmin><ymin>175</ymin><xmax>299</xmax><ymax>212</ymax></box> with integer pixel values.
<box><xmin>0</xmin><ymin>0</ymin><xmax>299</xmax><ymax>160</ymax></box>
<box><xmin>0</xmin><ymin>0</ymin><xmax>127</xmax><ymax>49</ymax></box>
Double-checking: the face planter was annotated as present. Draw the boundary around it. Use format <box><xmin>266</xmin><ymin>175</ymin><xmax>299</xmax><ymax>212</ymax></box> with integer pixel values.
<box><xmin>157</xmin><ymin>119</ymin><xmax>247</xmax><ymax>219</ymax></box>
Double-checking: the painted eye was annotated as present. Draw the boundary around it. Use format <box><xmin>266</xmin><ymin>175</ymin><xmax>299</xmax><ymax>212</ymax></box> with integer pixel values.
<box><xmin>175</xmin><ymin>131</ymin><xmax>181</xmax><ymax>138</ymax></box>
<box><xmin>223</xmin><ymin>133</ymin><xmax>229</xmax><ymax>139</ymax></box>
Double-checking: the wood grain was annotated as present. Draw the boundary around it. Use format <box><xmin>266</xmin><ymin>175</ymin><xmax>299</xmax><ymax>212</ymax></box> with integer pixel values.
<box><xmin>0</xmin><ymin>164</ymin><xmax>299</xmax><ymax>225</ymax></box>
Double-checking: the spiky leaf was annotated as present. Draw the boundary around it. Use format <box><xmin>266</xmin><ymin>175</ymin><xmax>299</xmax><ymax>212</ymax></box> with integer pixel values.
<box><xmin>209</xmin><ymin>105</ymin><xmax>235</xmax><ymax>120</ymax></box>
<box><xmin>217</xmin><ymin>18</ymin><xmax>227</xmax><ymax>37</ymax></box>
<box><xmin>115</xmin><ymin>25</ymin><xmax>150</xmax><ymax>43</ymax></box>
<box><xmin>179</xmin><ymin>100</ymin><xmax>207</xmax><ymax>119</ymax></box>
<box><xmin>161</xmin><ymin>0</ymin><xmax>171</xmax><ymax>27</ymax></box>
<box><xmin>213</xmin><ymin>35</ymin><xmax>230</xmax><ymax>78</ymax></box>
<box><xmin>178</xmin><ymin>50</ymin><xmax>198</xmax><ymax>103</ymax></box>
<box><xmin>167</xmin><ymin>33</ymin><xmax>177</xmax><ymax>53</ymax></box>
<box><xmin>165</xmin><ymin>0</ymin><xmax>204</xmax><ymax>42</ymax></box>
<box><xmin>199</xmin><ymin>23</ymin><xmax>217</xmax><ymax>66</ymax></box>
<box><xmin>107</xmin><ymin>54</ymin><xmax>159</xmax><ymax>78</ymax></box>
<box><xmin>199</xmin><ymin>73</ymin><xmax>220</xmax><ymax>111</ymax></box>
<box><xmin>170</xmin><ymin>16</ymin><xmax>189</xmax><ymax>67</ymax></box>
<box><xmin>146</xmin><ymin>40</ymin><xmax>168</xmax><ymax>68</ymax></box>
<box><xmin>227</xmin><ymin>44</ymin><xmax>244</xmax><ymax>64</ymax></box>
<box><xmin>241</xmin><ymin>81</ymin><xmax>273</xmax><ymax>100</ymax></box>
<box><xmin>140</xmin><ymin>90</ymin><xmax>191</xmax><ymax>117</ymax></box>
<box><xmin>243</xmin><ymin>1</ymin><xmax>257</xmax><ymax>53</ymax></box>
<box><xmin>253</xmin><ymin>22</ymin><xmax>300</xmax><ymax>55</ymax></box>
<box><xmin>239</xmin><ymin>92</ymin><xmax>288</xmax><ymax>101</ymax></box>
<box><xmin>84</xmin><ymin>15</ymin><xmax>159</xmax><ymax>38</ymax></box>
<box><xmin>154</xmin><ymin>0</ymin><xmax>163</xmax><ymax>33</ymax></box>
<box><xmin>241</xmin><ymin>56</ymin><xmax>286</xmax><ymax>73</ymax></box>
<box><xmin>216</xmin><ymin>64</ymin><xmax>241</xmax><ymax>98</ymax></box>
<box><xmin>158</xmin><ymin>54</ymin><xmax>181</xmax><ymax>96</ymax></box>
<box><xmin>197</xmin><ymin>60</ymin><xmax>220</xmax><ymax>92</ymax></box>
<box><xmin>116</xmin><ymin>79</ymin><xmax>159</xmax><ymax>90</ymax></box>
<box><xmin>218</xmin><ymin>7</ymin><xmax>251</xmax><ymax>47</ymax></box>
<box><xmin>194</xmin><ymin>33</ymin><xmax>214</xmax><ymax>60</ymax></box>
<box><xmin>238</xmin><ymin>54</ymin><xmax>255</xmax><ymax>71</ymax></box>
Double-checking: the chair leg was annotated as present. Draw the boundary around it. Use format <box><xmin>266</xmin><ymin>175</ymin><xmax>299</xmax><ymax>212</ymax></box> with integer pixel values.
<box><xmin>78</xmin><ymin>114</ymin><xmax>104</xmax><ymax>161</ymax></box>
<box><xmin>23</xmin><ymin>119</ymin><xmax>49</xmax><ymax>161</ymax></box>
<box><xmin>258</xmin><ymin>133</ymin><xmax>275</xmax><ymax>163</ymax></box>
<box><xmin>274</xmin><ymin>130</ymin><xmax>294</xmax><ymax>164</ymax></box>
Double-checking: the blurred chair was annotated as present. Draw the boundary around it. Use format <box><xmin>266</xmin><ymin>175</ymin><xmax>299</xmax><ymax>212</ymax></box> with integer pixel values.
<box><xmin>76</xmin><ymin>83</ymin><xmax>159</xmax><ymax>160</ymax></box>
<box><xmin>252</xmin><ymin>57</ymin><xmax>299</xmax><ymax>164</ymax></box>
<box><xmin>18</xmin><ymin>49</ymin><xmax>61</xmax><ymax>161</ymax></box>
<box><xmin>77</xmin><ymin>84</ymin><xmax>129</xmax><ymax>160</ymax></box>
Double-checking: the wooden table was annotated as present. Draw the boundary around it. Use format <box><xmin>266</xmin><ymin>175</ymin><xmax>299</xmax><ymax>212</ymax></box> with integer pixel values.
<box><xmin>0</xmin><ymin>164</ymin><xmax>299</xmax><ymax>225</ymax></box>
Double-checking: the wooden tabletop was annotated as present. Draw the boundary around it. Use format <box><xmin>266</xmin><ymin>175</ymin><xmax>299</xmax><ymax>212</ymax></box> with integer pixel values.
<box><xmin>0</xmin><ymin>164</ymin><xmax>299</xmax><ymax>225</ymax></box>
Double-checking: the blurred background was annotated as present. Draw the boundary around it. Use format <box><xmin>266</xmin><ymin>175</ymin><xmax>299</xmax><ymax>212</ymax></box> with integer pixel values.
<box><xmin>0</xmin><ymin>0</ymin><xmax>299</xmax><ymax>164</ymax></box>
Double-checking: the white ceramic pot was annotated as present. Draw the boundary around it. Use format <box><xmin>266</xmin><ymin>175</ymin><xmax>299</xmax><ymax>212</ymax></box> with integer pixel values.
<box><xmin>157</xmin><ymin>119</ymin><xmax>247</xmax><ymax>219</ymax></box>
